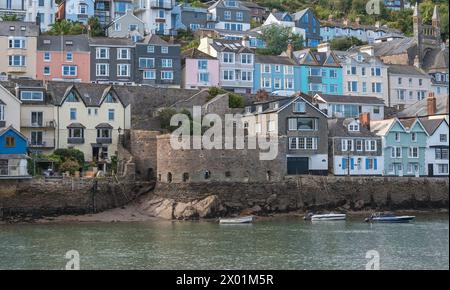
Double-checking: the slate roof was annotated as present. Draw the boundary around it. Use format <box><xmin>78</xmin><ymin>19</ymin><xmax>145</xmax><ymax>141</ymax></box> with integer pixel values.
<box><xmin>371</xmin><ymin>37</ymin><xmax>416</xmax><ymax>57</ymax></box>
<box><xmin>271</xmin><ymin>12</ymin><xmax>292</xmax><ymax>21</ymax></box>
<box><xmin>0</xmin><ymin>21</ymin><xmax>39</xmax><ymax>37</ymax></box>
<box><xmin>210</xmin><ymin>38</ymin><xmax>254</xmax><ymax>53</ymax></box>
<box><xmin>37</xmin><ymin>35</ymin><xmax>90</xmax><ymax>51</ymax></box>
<box><xmin>388</xmin><ymin>64</ymin><xmax>429</xmax><ymax>76</ymax></box>
<box><xmin>418</xmin><ymin>117</ymin><xmax>447</xmax><ymax>135</ymax></box>
<box><xmin>370</xmin><ymin>118</ymin><xmax>397</xmax><ymax>136</ymax></box>
<box><xmin>313</xmin><ymin>93</ymin><xmax>385</xmax><ymax>105</ymax></box>
<box><xmin>182</xmin><ymin>48</ymin><xmax>217</xmax><ymax>60</ymax></box>
<box><xmin>255</xmin><ymin>55</ymin><xmax>297</xmax><ymax>65</ymax></box>
<box><xmin>328</xmin><ymin>118</ymin><xmax>378</xmax><ymax>138</ymax></box>
<box><xmin>422</xmin><ymin>46</ymin><xmax>449</xmax><ymax>73</ymax></box>
<box><xmin>321</xmin><ymin>21</ymin><xmax>401</xmax><ymax>34</ymax></box>
<box><xmin>208</xmin><ymin>0</ymin><xmax>250</xmax><ymax>11</ymax></box>
<box><xmin>88</xmin><ymin>37</ymin><xmax>135</xmax><ymax>47</ymax></box>
<box><xmin>289</xmin><ymin>49</ymin><xmax>341</xmax><ymax>67</ymax></box>
<box><xmin>397</xmin><ymin>95</ymin><xmax>449</xmax><ymax>118</ymax></box>
<box><xmin>241</xmin><ymin>1</ymin><xmax>265</xmax><ymax>9</ymax></box>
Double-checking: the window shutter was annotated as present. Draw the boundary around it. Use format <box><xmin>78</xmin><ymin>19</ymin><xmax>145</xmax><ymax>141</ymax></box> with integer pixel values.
<box><xmin>342</xmin><ymin>158</ymin><xmax>347</xmax><ymax>170</ymax></box>
<box><xmin>374</xmin><ymin>159</ymin><xmax>378</xmax><ymax>170</ymax></box>
<box><xmin>350</xmin><ymin>158</ymin><xmax>354</xmax><ymax>170</ymax></box>
<box><xmin>366</xmin><ymin>158</ymin><xmax>369</xmax><ymax>170</ymax></box>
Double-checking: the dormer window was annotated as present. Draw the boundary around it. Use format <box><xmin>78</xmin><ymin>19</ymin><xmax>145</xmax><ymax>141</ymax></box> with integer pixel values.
<box><xmin>104</xmin><ymin>93</ymin><xmax>117</xmax><ymax>103</ymax></box>
<box><xmin>270</xmin><ymin>102</ymin><xmax>279</xmax><ymax>110</ymax></box>
<box><xmin>245</xmin><ymin>106</ymin><xmax>251</xmax><ymax>114</ymax></box>
<box><xmin>20</xmin><ymin>91</ymin><xmax>43</xmax><ymax>101</ymax></box>
<box><xmin>357</xmin><ymin>55</ymin><xmax>364</xmax><ymax>62</ymax></box>
<box><xmin>66</xmin><ymin>92</ymin><xmax>79</xmax><ymax>102</ymax></box>
<box><xmin>348</xmin><ymin>123</ymin><xmax>360</xmax><ymax>132</ymax></box>
<box><xmin>256</xmin><ymin>105</ymin><xmax>263</xmax><ymax>113</ymax></box>
<box><xmin>43</xmin><ymin>39</ymin><xmax>51</xmax><ymax>44</ymax></box>
<box><xmin>9</xmin><ymin>26</ymin><xmax>15</xmax><ymax>31</ymax></box>
<box><xmin>225</xmin><ymin>0</ymin><xmax>237</xmax><ymax>7</ymax></box>
<box><xmin>293</xmin><ymin>101</ymin><xmax>306</xmax><ymax>113</ymax></box>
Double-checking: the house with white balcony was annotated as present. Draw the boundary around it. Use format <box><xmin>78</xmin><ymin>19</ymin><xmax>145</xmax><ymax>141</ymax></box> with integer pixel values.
<box><xmin>133</xmin><ymin>0</ymin><xmax>176</xmax><ymax>36</ymax></box>
<box><xmin>198</xmin><ymin>37</ymin><xmax>254</xmax><ymax>94</ymax></box>
<box><xmin>25</xmin><ymin>0</ymin><xmax>57</xmax><ymax>32</ymax></box>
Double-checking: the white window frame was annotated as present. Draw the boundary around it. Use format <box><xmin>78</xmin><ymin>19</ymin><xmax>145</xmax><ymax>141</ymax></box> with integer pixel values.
<box><xmin>161</xmin><ymin>58</ymin><xmax>173</xmax><ymax>68</ymax></box>
<box><xmin>161</xmin><ymin>71</ymin><xmax>174</xmax><ymax>80</ymax></box>
<box><xmin>222</xmin><ymin>52</ymin><xmax>235</xmax><ymax>64</ymax></box>
<box><xmin>96</xmin><ymin>48</ymin><xmax>109</xmax><ymax>59</ymax></box>
<box><xmin>96</xmin><ymin>63</ymin><xmax>109</xmax><ymax>77</ymax></box>
<box><xmin>408</xmin><ymin>146</ymin><xmax>419</xmax><ymax>158</ymax></box>
<box><xmin>117</xmin><ymin>48</ymin><xmax>130</xmax><ymax>60</ymax></box>
<box><xmin>365</xmin><ymin>140</ymin><xmax>377</xmax><ymax>152</ymax></box>
<box><xmin>117</xmin><ymin>64</ymin><xmax>130</xmax><ymax>77</ymax></box>
<box><xmin>143</xmin><ymin>70</ymin><xmax>156</xmax><ymax>80</ymax></box>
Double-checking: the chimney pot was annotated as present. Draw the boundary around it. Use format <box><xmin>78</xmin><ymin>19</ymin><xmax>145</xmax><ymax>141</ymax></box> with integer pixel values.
<box><xmin>427</xmin><ymin>92</ymin><xmax>437</xmax><ymax>116</ymax></box>
<box><xmin>359</xmin><ymin>112</ymin><xmax>371</xmax><ymax>130</ymax></box>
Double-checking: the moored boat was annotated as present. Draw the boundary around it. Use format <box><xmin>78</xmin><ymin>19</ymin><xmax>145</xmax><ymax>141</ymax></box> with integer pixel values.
<box><xmin>309</xmin><ymin>213</ymin><xmax>347</xmax><ymax>221</ymax></box>
<box><xmin>219</xmin><ymin>215</ymin><xmax>255</xmax><ymax>224</ymax></box>
<box><xmin>365</xmin><ymin>213</ymin><xmax>416</xmax><ymax>223</ymax></box>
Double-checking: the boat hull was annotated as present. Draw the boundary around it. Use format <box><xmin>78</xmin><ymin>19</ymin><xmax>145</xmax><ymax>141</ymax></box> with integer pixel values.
<box><xmin>366</xmin><ymin>216</ymin><xmax>415</xmax><ymax>223</ymax></box>
<box><xmin>310</xmin><ymin>214</ymin><xmax>346</xmax><ymax>221</ymax></box>
<box><xmin>219</xmin><ymin>216</ymin><xmax>255</xmax><ymax>224</ymax></box>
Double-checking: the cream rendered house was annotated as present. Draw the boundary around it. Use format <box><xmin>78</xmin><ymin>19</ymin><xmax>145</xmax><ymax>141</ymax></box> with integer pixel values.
<box><xmin>0</xmin><ymin>84</ymin><xmax>21</xmax><ymax>130</ymax></box>
<box><xmin>52</xmin><ymin>83</ymin><xmax>130</xmax><ymax>166</ymax></box>
<box><xmin>0</xmin><ymin>21</ymin><xmax>38</xmax><ymax>80</ymax></box>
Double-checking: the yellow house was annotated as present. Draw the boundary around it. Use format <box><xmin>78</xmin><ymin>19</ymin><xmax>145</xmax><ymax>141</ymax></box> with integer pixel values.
<box><xmin>0</xmin><ymin>21</ymin><xmax>38</xmax><ymax>80</ymax></box>
<box><xmin>50</xmin><ymin>83</ymin><xmax>130</xmax><ymax>165</ymax></box>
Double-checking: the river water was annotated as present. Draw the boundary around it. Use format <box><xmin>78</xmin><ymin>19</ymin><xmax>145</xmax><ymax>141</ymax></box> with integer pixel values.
<box><xmin>0</xmin><ymin>213</ymin><xmax>448</xmax><ymax>270</ymax></box>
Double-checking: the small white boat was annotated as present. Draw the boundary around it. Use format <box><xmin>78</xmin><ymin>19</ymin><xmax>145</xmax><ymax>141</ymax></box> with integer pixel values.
<box><xmin>310</xmin><ymin>213</ymin><xmax>346</xmax><ymax>221</ymax></box>
<box><xmin>219</xmin><ymin>215</ymin><xmax>255</xmax><ymax>224</ymax></box>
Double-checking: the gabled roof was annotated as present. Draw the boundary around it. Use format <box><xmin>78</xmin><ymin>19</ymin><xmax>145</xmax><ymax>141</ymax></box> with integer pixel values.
<box><xmin>0</xmin><ymin>125</ymin><xmax>28</xmax><ymax>141</ymax></box>
<box><xmin>271</xmin><ymin>12</ymin><xmax>293</xmax><ymax>22</ymax></box>
<box><xmin>328</xmin><ymin>118</ymin><xmax>379</xmax><ymax>138</ymax></box>
<box><xmin>182</xmin><ymin>48</ymin><xmax>217</xmax><ymax>60</ymax></box>
<box><xmin>290</xmin><ymin>49</ymin><xmax>341</xmax><ymax>67</ymax></box>
<box><xmin>371</xmin><ymin>37</ymin><xmax>416</xmax><ymax>57</ymax></box>
<box><xmin>105</xmin><ymin>8</ymin><xmax>145</xmax><ymax>29</ymax></box>
<box><xmin>141</xmin><ymin>34</ymin><xmax>171</xmax><ymax>46</ymax></box>
<box><xmin>292</xmin><ymin>8</ymin><xmax>311</xmax><ymax>21</ymax></box>
<box><xmin>418</xmin><ymin>117</ymin><xmax>448</xmax><ymax>135</ymax></box>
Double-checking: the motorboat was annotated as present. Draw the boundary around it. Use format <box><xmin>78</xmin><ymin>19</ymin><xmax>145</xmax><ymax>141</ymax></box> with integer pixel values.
<box><xmin>365</xmin><ymin>213</ymin><xmax>416</xmax><ymax>223</ymax></box>
<box><xmin>305</xmin><ymin>213</ymin><xmax>347</xmax><ymax>221</ymax></box>
<box><xmin>219</xmin><ymin>215</ymin><xmax>255</xmax><ymax>224</ymax></box>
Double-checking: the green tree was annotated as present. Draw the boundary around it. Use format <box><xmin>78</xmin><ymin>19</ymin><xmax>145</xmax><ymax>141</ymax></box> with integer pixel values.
<box><xmin>330</xmin><ymin>36</ymin><xmax>366</xmax><ymax>51</ymax></box>
<box><xmin>53</xmin><ymin>148</ymin><xmax>85</xmax><ymax>166</ymax></box>
<box><xmin>257</xmin><ymin>24</ymin><xmax>303</xmax><ymax>55</ymax></box>
<box><xmin>1</xmin><ymin>14</ymin><xmax>20</xmax><ymax>21</ymax></box>
<box><xmin>229</xmin><ymin>93</ymin><xmax>245</xmax><ymax>108</ymax></box>
<box><xmin>87</xmin><ymin>17</ymin><xmax>104</xmax><ymax>37</ymax></box>
<box><xmin>59</xmin><ymin>159</ymin><xmax>81</xmax><ymax>175</ymax></box>
<box><xmin>48</xmin><ymin>20</ymin><xmax>73</xmax><ymax>35</ymax></box>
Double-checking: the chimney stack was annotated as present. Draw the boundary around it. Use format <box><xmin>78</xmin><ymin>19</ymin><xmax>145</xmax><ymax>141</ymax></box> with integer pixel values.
<box><xmin>286</xmin><ymin>41</ymin><xmax>294</xmax><ymax>59</ymax></box>
<box><xmin>427</xmin><ymin>92</ymin><xmax>437</xmax><ymax>116</ymax></box>
<box><xmin>359</xmin><ymin>112</ymin><xmax>371</xmax><ymax>130</ymax></box>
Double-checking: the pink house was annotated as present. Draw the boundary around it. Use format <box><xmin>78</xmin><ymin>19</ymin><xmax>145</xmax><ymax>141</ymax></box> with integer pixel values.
<box><xmin>36</xmin><ymin>35</ymin><xmax>90</xmax><ymax>83</ymax></box>
<box><xmin>181</xmin><ymin>48</ymin><xmax>219</xmax><ymax>89</ymax></box>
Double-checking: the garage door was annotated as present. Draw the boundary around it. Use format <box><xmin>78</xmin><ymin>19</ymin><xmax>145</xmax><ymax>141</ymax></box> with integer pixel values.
<box><xmin>287</xmin><ymin>157</ymin><xmax>309</xmax><ymax>175</ymax></box>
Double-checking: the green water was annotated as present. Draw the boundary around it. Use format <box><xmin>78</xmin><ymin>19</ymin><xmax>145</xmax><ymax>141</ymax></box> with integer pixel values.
<box><xmin>0</xmin><ymin>214</ymin><xmax>448</xmax><ymax>270</ymax></box>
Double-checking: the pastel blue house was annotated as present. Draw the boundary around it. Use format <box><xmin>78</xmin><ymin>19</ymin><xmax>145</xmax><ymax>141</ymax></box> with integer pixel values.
<box><xmin>253</xmin><ymin>55</ymin><xmax>300</xmax><ymax>94</ymax></box>
<box><xmin>282</xmin><ymin>45</ymin><xmax>343</xmax><ymax>95</ymax></box>
<box><xmin>371</xmin><ymin>118</ymin><xmax>428</xmax><ymax>176</ymax></box>
<box><xmin>0</xmin><ymin>126</ymin><xmax>30</xmax><ymax>178</ymax></box>
<box><xmin>62</xmin><ymin>0</ymin><xmax>95</xmax><ymax>24</ymax></box>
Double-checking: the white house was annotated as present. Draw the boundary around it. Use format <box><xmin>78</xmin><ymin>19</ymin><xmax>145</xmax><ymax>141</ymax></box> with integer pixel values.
<box><xmin>133</xmin><ymin>0</ymin><xmax>176</xmax><ymax>36</ymax></box>
<box><xmin>421</xmin><ymin>117</ymin><xmax>449</xmax><ymax>176</ymax></box>
<box><xmin>25</xmin><ymin>0</ymin><xmax>57</xmax><ymax>32</ymax></box>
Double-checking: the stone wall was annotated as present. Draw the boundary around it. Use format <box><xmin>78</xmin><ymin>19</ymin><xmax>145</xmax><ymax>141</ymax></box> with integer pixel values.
<box><xmin>151</xmin><ymin>176</ymin><xmax>449</xmax><ymax>216</ymax></box>
<box><xmin>156</xmin><ymin>134</ymin><xmax>287</xmax><ymax>183</ymax></box>
<box><xmin>0</xmin><ymin>178</ymin><xmax>154</xmax><ymax>220</ymax></box>
<box><xmin>129</xmin><ymin>130</ymin><xmax>161</xmax><ymax>181</ymax></box>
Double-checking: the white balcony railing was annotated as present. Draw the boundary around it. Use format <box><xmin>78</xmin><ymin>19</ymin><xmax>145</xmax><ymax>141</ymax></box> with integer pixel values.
<box><xmin>29</xmin><ymin>138</ymin><xmax>55</xmax><ymax>148</ymax></box>
<box><xmin>22</xmin><ymin>119</ymin><xmax>56</xmax><ymax>128</ymax></box>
